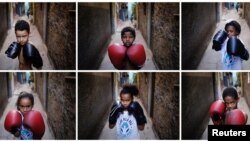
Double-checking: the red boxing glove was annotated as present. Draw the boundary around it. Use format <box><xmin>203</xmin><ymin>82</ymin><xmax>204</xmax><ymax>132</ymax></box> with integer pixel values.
<box><xmin>4</xmin><ymin>110</ymin><xmax>22</xmax><ymax>134</ymax></box>
<box><xmin>108</xmin><ymin>43</ymin><xmax>127</xmax><ymax>69</ymax></box>
<box><xmin>23</xmin><ymin>110</ymin><xmax>45</xmax><ymax>139</ymax></box>
<box><xmin>127</xmin><ymin>44</ymin><xmax>146</xmax><ymax>69</ymax></box>
<box><xmin>225</xmin><ymin>109</ymin><xmax>246</xmax><ymax>125</ymax></box>
<box><xmin>209</xmin><ymin>100</ymin><xmax>225</xmax><ymax>125</ymax></box>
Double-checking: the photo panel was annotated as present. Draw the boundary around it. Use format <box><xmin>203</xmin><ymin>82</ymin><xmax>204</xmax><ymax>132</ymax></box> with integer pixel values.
<box><xmin>0</xmin><ymin>72</ymin><xmax>76</xmax><ymax>139</ymax></box>
<box><xmin>0</xmin><ymin>2</ymin><xmax>76</xmax><ymax>70</ymax></box>
<box><xmin>78</xmin><ymin>3</ymin><xmax>179</xmax><ymax>70</ymax></box>
<box><xmin>78</xmin><ymin>72</ymin><xmax>179</xmax><ymax>139</ymax></box>
<box><xmin>182</xmin><ymin>72</ymin><xmax>250</xmax><ymax>140</ymax></box>
<box><xmin>182</xmin><ymin>2</ymin><xmax>250</xmax><ymax>70</ymax></box>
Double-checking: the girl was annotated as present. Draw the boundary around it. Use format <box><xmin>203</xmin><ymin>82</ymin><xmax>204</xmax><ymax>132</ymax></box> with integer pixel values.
<box><xmin>4</xmin><ymin>91</ymin><xmax>45</xmax><ymax>139</ymax></box>
<box><xmin>108</xmin><ymin>84</ymin><xmax>147</xmax><ymax>139</ymax></box>
<box><xmin>15</xmin><ymin>92</ymin><xmax>34</xmax><ymax>139</ymax></box>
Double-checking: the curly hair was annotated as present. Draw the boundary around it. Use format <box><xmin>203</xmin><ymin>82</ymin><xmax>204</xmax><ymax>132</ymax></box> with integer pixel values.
<box><xmin>225</xmin><ymin>20</ymin><xmax>241</xmax><ymax>35</ymax></box>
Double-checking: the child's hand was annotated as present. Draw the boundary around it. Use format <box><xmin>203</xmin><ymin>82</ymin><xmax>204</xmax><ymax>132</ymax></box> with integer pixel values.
<box><xmin>209</xmin><ymin>100</ymin><xmax>225</xmax><ymax>125</ymax></box>
<box><xmin>109</xmin><ymin>103</ymin><xmax>124</xmax><ymax>124</ymax></box>
<box><xmin>127</xmin><ymin>101</ymin><xmax>147</xmax><ymax>125</ymax></box>
<box><xmin>4</xmin><ymin>110</ymin><xmax>22</xmax><ymax>135</ymax></box>
<box><xmin>14</xmin><ymin>130</ymin><xmax>20</xmax><ymax>137</ymax></box>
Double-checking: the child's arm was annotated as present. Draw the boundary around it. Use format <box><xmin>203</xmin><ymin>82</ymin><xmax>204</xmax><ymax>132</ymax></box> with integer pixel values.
<box><xmin>225</xmin><ymin>109</ymin><xmax>246</xmax><ymax>125</ymax></box>
<box><xmin>212</xmin><ymin>30</ymin><xmax>227</xmax><ymax>51</ymax></box>
<box><xmin>127</xmin><ymin>44</ymin><xmax>146</xmax><ymax>69</ymax></box>
<box><xmin>4</xmin><ymin>110</ymin><xmax>22</xmax><ymax>136</ymax></box>
<box><xmin>128</xmin><ymin>101</ymin><xmax>147</xmax><ymax>130</ymax></box>
<box><xmin>108</xmin><ymin>44</ymin><xmax>127</xmax><ymax>69</ymax></box>
<box><xmin>23</xmin><ymin>43</ymin><xmax>43</xmax><ymax>69</ymax></box>
<box><xmin>108</xmin><ymin>102</ymin><xmax>124</xmax><ymax>129</ymax></box>
<box><xmin>227</xmin><ymin>37</ymin><xmax>249</xmax><ymax>60</ymax></box>
<box><xmin>23</xmin><ymin>110</ymin><xmax>45</xmax><ymax>139</ymax></box>
<box><xmin>5</xmin><ymin>42</ymin><xmax>21</xmax><ymax>59</ymax></box>
<box><xmin>209</xmin><ymin>100</ymin><xmax>225</xmax><ymax>125</ymax></box>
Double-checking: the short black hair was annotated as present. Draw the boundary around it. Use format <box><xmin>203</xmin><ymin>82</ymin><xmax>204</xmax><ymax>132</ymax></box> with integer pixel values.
<box><xmin>121</xmin><ymin>26</ymin><xmax>136</xmax><ymax>38</ymax></box>
<box><xmin>120</xmin><ymin>84</ymin><xmax>139</xmax><ymax>97</ymax></box>
<box><xmin>16</xmin><ymin>91</ymin><xmax>34</xmax><ymax>110</ymax></box>
<box><xmin>15</xmin><ymin>20</ymin><xmax>30</xmax><ymax>33</ymax></box>
<box><xmin>222</xmin><ymin>87</ymin><xmax>239</xmax><ymax>100</ymax></box>
<box><xmin>225</xmin><ymin>20</ymin><xmax>241</xmax><ymax>34</ymax></box>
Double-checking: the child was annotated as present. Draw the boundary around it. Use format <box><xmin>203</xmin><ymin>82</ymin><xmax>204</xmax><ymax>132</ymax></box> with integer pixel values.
<box><xmin>108</xmin><ymin>84</ymin><xmax>147</xmax><ymax>139</ymax></box>
<box><xmin>209</xmin><ymin>87</ymin><xmax>248</xmax><ymax>125</ymax></box>
<box><xmin>5</xmin><ymin>20</ymin><xmax>43</xmax><ymax>70</ymax></box>
<box><xmin>212</xmin><ymin>20</ymin><xmax>249</xmax><ymax>70</ymax></box>
<box><xmin>4</xmin><ymin>92</ymin><xmax>45</xmax><ymax>139</ymax></box>
<box><xmin>108</xmin><ymin>26</ymin><xmax>146</xmax><ymax>70</ymax></box>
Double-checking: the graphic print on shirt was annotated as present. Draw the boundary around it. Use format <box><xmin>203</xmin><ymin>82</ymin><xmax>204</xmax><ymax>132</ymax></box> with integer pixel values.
<box><xmin>20</xmin><ymin>125</ymin><xmax>33</xmax><ymax>140</ymax></box>
<box><xmin>118</xmin><ymin>117</ymin><xmax>133</xmax><ymax>138</ymax></box>
<box><xmin>223</xmin><ymin>52</ymin><xmax>236</xmax><ymax>67</ymax></box>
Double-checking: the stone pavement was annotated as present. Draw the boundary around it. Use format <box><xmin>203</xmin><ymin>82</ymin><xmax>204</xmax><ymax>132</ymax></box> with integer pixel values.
<box><xmin>0</xmin><ymin>15</ymin><xmax>53</xmax><ymax>70</ymax></box>
<box><xmin>198</xmin><ymin>8</ymin><xmax>250</xmax><ymax>70</ymax></box>
<box><xmin>99</xmin><ymin>20</ymin><xmax>157</xmax><ymax>70</ymax></box>
<box><xmin>0</xmin><ymin>83</ymin><xmax>54</xmax><ymax>139</ymax></box>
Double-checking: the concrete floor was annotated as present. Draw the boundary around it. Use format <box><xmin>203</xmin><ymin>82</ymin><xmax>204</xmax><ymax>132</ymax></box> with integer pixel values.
<box><xmin>198</xmin><ymin>8</ymin><xmax>250</xmax><ymax>70</ymax></box>
<box><xmin>0</xmin><ymin>15</ymin><xmax>53</xmax><ymax>70</ymax></box>
<box><xmin>99</xmin><ymin>20</ymin><xmax>157</xmax><ymax>70</ymax></box>
<box><xmin>0</xmin><ymin>83</ymin><xmax>54</xmax><ymax>139</ymax></box>
<box><xmin>99</xmin><ymin>97</ymin><xmax>158</xmax><ymax>139</ymax></box>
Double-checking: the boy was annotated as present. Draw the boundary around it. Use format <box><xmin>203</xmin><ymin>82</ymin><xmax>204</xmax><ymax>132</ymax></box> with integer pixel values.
<box><xmin>209</xmin><ymin>87</ymin><xmax>248</xmax><ymax>125</ymax></box>
<box><xmin>5</xmin><ymin>20</ymin><xmax>43</xmax><ymax>70</ymax></box>
<box><xmin>212</xmin><ymin>20</ymin><xmax>249</xmax><ymax>70</ymax></box>
<box><xmin>108</xmin><ymin>26</ymin><xmax>146</xmax><ymax>70</ymax></box>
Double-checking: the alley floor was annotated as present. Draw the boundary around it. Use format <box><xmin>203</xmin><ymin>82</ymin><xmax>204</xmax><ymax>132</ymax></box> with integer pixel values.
<box><xmin>99</xmin><ymin>20</ymin><xmax>157</xmax><ymax>70</ymax></box>
<box><xmin>0</xmin><ymin>83</ymin><xmax>54</xmax><ymax>139</ymax></box>
<box><xmin>0</xmin><ymin>15</ymin><xmax>53</xmax><ymax>70</ymax></box>
<box><xmin>98</xmin><ymin>97</ymin><xmax>158</xmax><ymax>139</ymax></box>
<box><xmin>198</xmin><ymin>8</ymin><xmax>250</xmax><ymax>70</ymax></box>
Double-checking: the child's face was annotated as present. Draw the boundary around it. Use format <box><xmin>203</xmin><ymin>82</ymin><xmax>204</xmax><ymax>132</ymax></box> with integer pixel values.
<box><xmin>122</xmin><ymin>32</ymin><xmax>135</xmax><ymax>47</ymax></box>
<box><xmin>15</xmin><ymin>30</ymin><xmax>29</xmax><ymax>46</ymax></box>
<box><xmin>120</xmin><ymin>93</ymin><xmax>132</xmax><ymax>109</ymax></box>
<box><xmin>18</xmin><ymin>98</ymin><xmax>33</xmax><ymax>113</ymax></box>
<box><xmin>224</xmin><ymin>96</ymin><xmax>238</xmax><ymax>111</ymax></box>
<box><xmin>226</xmin><ymin>25</ymin><xmax>238</xmax><ymax>38</ymax></box>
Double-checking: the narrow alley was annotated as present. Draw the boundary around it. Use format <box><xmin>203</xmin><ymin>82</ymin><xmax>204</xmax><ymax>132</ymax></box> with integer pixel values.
<box><xmin>0</xmin><ymin>72</ymin><xmax>76</xmax><ymax>139</ymax></box>
<box><xmin>0</xmin><ymin>83</ymin><xmax>54</xmax><ymax>139</ymax></box>
<box><xmin>78</xmin><ymin>72</ymin><xmax>179</xmax><ymax>139</ymax></box>
<box><xmin>0</xmin><ymin>3</ymin><xmax>76</xmax><ymax>70</ymax></box>
<box><xmin>78</xmin><ymin>3</ymin><xmax>179</xmax><ymax>70</ymax></box>
<box><xmin>182</xmin><ymin>3</ymin><xmax>250</xmax><ymax>70</ymax></box>
<box><xmin>0</xmin><ymin>15</ymin><xmax>53</xmax><ymax>70</ymax></box>
<box><xmin>201</xmin><ymin>96</ymin><xmax>250</xmax><ymax>139</ymax></box>
<box><xmin>198</xmin><ymin>4</ymin><xmax>250</xmax><ymax>69</ymax></box>
<box><xmin>182</xmin><ymin>72</ymin><xmax>250</xmax><ymax>140</ymax></box>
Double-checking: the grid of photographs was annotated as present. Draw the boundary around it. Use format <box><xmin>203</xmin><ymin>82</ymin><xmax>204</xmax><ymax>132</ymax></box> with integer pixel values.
<box><xmin>0</xmin><ymin>1</ymin><xmax>249</xmax><ymax>141</ymax></box>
